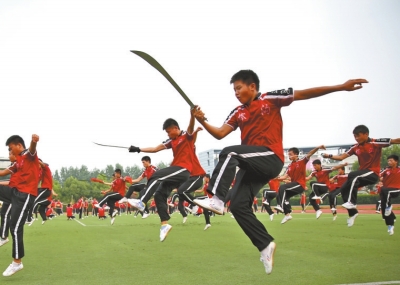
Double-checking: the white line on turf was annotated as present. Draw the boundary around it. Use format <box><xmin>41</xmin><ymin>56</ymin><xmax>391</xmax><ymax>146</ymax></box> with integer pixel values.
<box><xmin>74</xmin><ymin>219</ymin><xmax>86</xmax><ymax>227</ymax></box>
<box><xmin>337</xmin><ymin>281</ymin><xmax>400</xmax><ymax>285</ymax></box>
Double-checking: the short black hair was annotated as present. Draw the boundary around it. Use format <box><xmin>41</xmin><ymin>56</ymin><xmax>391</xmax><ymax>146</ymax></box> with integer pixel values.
<box><xmin>353</xmin><ymin>125</ymin><xmax>369</xmax><ymax>135</ymax></box>
<box><xmin>312</xmin><ymin>159</ymin><xmax>321</xmax><ymax>165</ymax></box>
<box><xmin>6</xmin><ymin>135</ymin><xmax>26</xmax><ymax>148</ymax></box>
<box><xmin>115</xmin><ymin>169</ymin><xmax>122</xmax><ymax>175</ymax></box>
<box><xmin>230</xmin><ymin>70</ymin><xmax>260</xmax><ymax>91</ymax></box>
<box><xmin>141</xmin><ymin>156</ymin><xmax>151</xmax><ymax>163</ymax></box>
<box><xmin>205</xmin><ymin>174</ymin><xmax>210</xmax><ymax>179</ymax></box>
<box><xmin>163</xmin><ymin>118</ymin><xmax>180</xmax><ymax>130</ymax></box>
<box><xmin>388</xmin><ymin>154</ymin><xmax>399</xmax><ymax>162</ymax></box>
<box><xmin>288</xmin><ymin>147</ymin><xmax>299</xmax><ymax>155</ymax></box>
<box><xmin>339</xmin><ymin>166</ymin><xmax>345</xmax><ymax>171</ymax></box>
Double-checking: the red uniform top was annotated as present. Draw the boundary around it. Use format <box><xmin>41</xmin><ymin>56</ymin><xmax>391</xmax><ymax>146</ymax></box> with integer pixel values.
<box><xmin>67</xmin><ymin>206</ymin><xmax>73</xmax><ymax>216</ymax></box>
<box><xmin>112</xmin><ymin>178</ymin><xmax>126</xmax><ymax>196</ymax></box>
<box><xmin>8</xmin><ymin>162</ymin><xmax>19</xmax><ymax>188</ymax></box>
<box><xmin>83</xmin><ymin>201</ymin><xmax>88</xmax><ymax>208</ymax></box>
<box><xmin>92</xmin><ymin>199</ymin><xmax>98</xmax><ymax>207</ymax></box>
<box><xmin>300</xmin><ymin>194</ymin><xmax>306</xmax><ymax>204</ymax></box>
<box><xmin>268</xmin><ymin>178</ymin><xmax>280</xmax><ymax>192</ymax></box>
<box><xmin>8</xmin><ymin>149</ymin><xmax>40</xmax><ymax>196</ymax></box>
<box><xmin>150</xmin><ymin>200</ymin><xmax>156</xmax><ymax>207</ymax></box>
<box><xmin>163</xmin><ymin>131</ymin><xmax>194</xmax><ymax>173</ymax></box>
<box><xmin>285</xmin><ymin>157</ymin><xmax>309</xmax><ymax>188</ymax></box>
<box><xmin>190</xmin><ymin>146</ymin><xmax>206</xmax><ymax>177</ymax></box>
<box><xmin>346</xmin><ymin>138</ymin><xmax>391</xmax><ymax>175</ymax></box>
<box><xmin>380</xmin><ymin>167</ymin><xmax>400</xmax><ymax>188</ymax></box>
<box><xmin>77</xmin><ymin>198</ymin><xmax>83</xmax><ymax>209</ymax></box>
<box><xmin>224</xmin><ymin>89</ymin><xmax>294</xmax><ymax>163</ymax></box>
<box><xmin>310</xmin><ymin>168</ymin><xmax>333</xmax><ymax>186</ymax></box>
<box><xmin>46</xmin><ymin>208</ymin><xmax>52</xmax><ymax>217</ymax></box>
<box><xmin>98</xmin><ymin>207</ymin><xmax>105</xmax><ymax>217</ymax></box>
<box><xmin>183</xmin><ymin>201</ymin><xmax>189</xmax><ymax>207</ymax></box>
<box><xmin>203</xmin><ymin>182</ymin><xmax>212</xmax><ymax>198</ymax></box>
<box><xmin>141</xmin><ymin>165</ymin><xmax>158</xmax><ymax>180</ymax></box>
<box><xmin>55</xmin><ymin>201</ymin><xmax>62</xmax><ymax>208</ymax></box>
<box><xmin>40</xmin><ymin>164</ymin><xmax>53</xmax><ymax>189</ymax></box>
<box><xmin>331</xmin><ymin>174</ymin><xmax>348</xmax><ymax>189</ymax></box>
<box><xmin>253</xmin><ymin>197</ymin><xmax>258</xmax><ymax>205</ymax></box>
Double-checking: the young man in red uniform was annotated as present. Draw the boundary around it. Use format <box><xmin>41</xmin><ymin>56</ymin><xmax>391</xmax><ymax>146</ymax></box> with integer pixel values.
<box><xmin>95</xmin><ymin>169</ymin><xmax>126</xmax><ymax>225</ymax></box>
<box><xmin>76</xmin><ymin>196</ymin><xmax>84</xmax><ymax>220</ymax></box>
<box><xmin>91</xmin><ymin>198</ymin><xmax>98</xmax><ymax>216</ymax></box>
<box><xmin>0</xmin><ymin>134</ymin><xmax>40</xmax><ymax>276</ymax></box>
<box><xmin>328</xmin><ymin>166</ymin><xmax>348</xmax><ymax>219</ymax></box>
<box><xmin>322</xmin><ymin>125</ymin><xmax>400</xmax><ymax>227</ymax></box>
<box><xmin>55</xmin><ymin>200</ymin><xmax>62</xmax><ymax>216</ymax></box>
<box><xmin>262</xmin><ymin>178</ymin><xmax>280</xmax><ymax>221</ymax></box>
<box><xmin>379</xmin><ymin>154</ymin><xmax>400</xmax><ymax>235</ymax></box>
<box><xmin>305</xmin><ymin>159</ymin><xmax>347</xmax><ymax>220</ymax></box>
<box><xmin>194</xmin><ymin>174</ymin><xmax>212</xmax><ymax>230</ymax></box>
<box><xmin>66</xmin><ymin>204</ymin><xmax>75</xmax><ymax>220</ymax></box>
<box><xmin>127</xmin><ymin>116</ymin><xmax>200</xmax><ymax>242</ymax></box>
<box><xmin>275</xmin><ymin>146</ymin><xmax>325</xmax><ymax>224</ymax></box>
<box><xmin>120</xmin><ymin>156</ymin><xmax>158</xmax><ymax>218</ymax></box>
<box><xmin>192</xmin><ymin>69</ymin><xmax>367</xmax><ymax>274</ymax></box>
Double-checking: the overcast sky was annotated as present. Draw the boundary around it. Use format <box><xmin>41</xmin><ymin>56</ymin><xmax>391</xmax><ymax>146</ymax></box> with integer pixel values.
<box><xmin>1</xmin><ymin>0</ymin><xmax>399</xmax><ymax>173</ymax></box>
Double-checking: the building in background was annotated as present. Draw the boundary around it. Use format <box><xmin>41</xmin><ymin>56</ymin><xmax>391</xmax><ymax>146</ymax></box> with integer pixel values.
<box><xmin>198</xmin><ymin>149</ymin><xmax>222</xmax><ymax>175</ymax></box>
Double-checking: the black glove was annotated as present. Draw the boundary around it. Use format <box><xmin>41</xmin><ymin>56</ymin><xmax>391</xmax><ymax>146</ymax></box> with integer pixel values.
<box><xmin>128</xmin><ymin>145</ymin><xmax>141</xmax><ymax>153</ymax></box>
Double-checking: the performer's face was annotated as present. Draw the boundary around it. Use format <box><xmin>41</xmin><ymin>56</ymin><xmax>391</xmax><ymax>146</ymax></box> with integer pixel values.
<box><xmin>165</xmin><ymin>125</ymin><xmax>180</xmax><ymax>139</ymax></box>
<box><xmin>353</xmin><ymin>132</ymin><xmax>368</xmax><ymax>144</ymax></box>
<box><xmin>233</xmin><ymin>80</ymin><xmax>257</xmax><ymax>105</ymax></box>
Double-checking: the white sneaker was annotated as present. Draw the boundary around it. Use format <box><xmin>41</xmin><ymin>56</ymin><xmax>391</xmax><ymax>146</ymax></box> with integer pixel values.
<box><xmin>119</xmin><ymin>197</ymin><xmax>128</xmax><ymax>203</ymax></box>
<box><xmin>342</xmin><ymin>202</ymin><xmax>357</xmax><ymax>209</ymax></box>
<box><xmin>3</xmin><ymin>262</ymin><xmax>23</xmax><ymax>277</ymax></box>
<box><xmin>331</xmin><ymin>207</ymin><xmax>337</xmax><ymax>212</ymax></box>
<box><xmin>316</xmin><ymin>210</ymin><xmax>322</xmax><ymax>219</ymax></box>
<box><xmin>274</xmin><ymin>205</ymin><xmax>284</xmax><ymax>212</ymax></box>
<box><xmin>185</xmin><ymin>207</ymin><xmax>192</xmax><ymax>213</ymax></box>
<box><xmin>347</xmin><ymin>213</ymin><xmax>358</xmax><ymax>227</ymax></box>
<box><xmin>160</xmin><ymin>224</ymin><xmax>172</xmax><ymax>242</ymax></box>
<box><xmin>111</xmin><ymin>217</ymin><xmax>115</xmax><ymax>225</ymax></box>
<box><xmin>41</xmin><ymin>221</ymin><xmax>46</xmax><ymax>225</ymax></box>
<box><xmin>231</xmin><ymin>215</ymin><xmax>235</xmax><ymax>219</ymax></box>
<box><xmin>281</xmin><ymin>215</ymin><xmax>292</xmax><ymax>224</ymax></box>
<box><xmin>384</xmin><ymin>206</ymin><xmax>392</xmax><ymax>216</ymax></box>
<box><xmin>262</xmin><ymin>201</ymin><xmax>269</xmax><ymax>205</ymax></box>
<box><xmin>312</xmin><ymin>196</ymin><xmax>322</xmax><ymax>200</ymax></box>
<box><xmin>192</xmin><ymin>206</ymin><xmax>199</xmax><ymax>213</ymax></box>
<box><xmin>112</xmin><ymin>210</ymin><xmax>118</xmax><ymax>217</ymax></box>
<box><xmin>182</xmin><ymin>217</ymin><xmax>187</xmax><ymax>224</ymax></box>
<box><xmin>94</xmin><ymin>204</ymin><xmax>101</xmax><ymax>209</ymax></box>
<box><xmin>0</xmin><ymin>238</ymin><xmax>9</xmax><ymax>247</ymax></box>
<box><xmin>388</xmin><ymin>225</ymin><xmax>394</xmax><ymax>235</ymax></box>
<box><xmin>28</xmin><ymin>219</ymin><xmax>35</xmax><ymax>226</ymax></box>
<box><xmin>127</xmin><ymin>199</ymin><xmax>145</xmax><ymax>212</ymax></box>
<box><xmin>333</xmin><ymin>215</ymin><xmax>337</xmax><ymax>221</ymax></box>
<box><xmin>269</xmin><ymin>214</ymin><xmax>274</xmax><ymax>222</ymax></box>
<box><xmin>142</xmin><ymin>212</ymin><xmax>150</xmax><ymax>219</ymax></box>
<box><xmin>204</xmin><ymin>224</ymin><xmax>211</xmax><ymax>231</ymax></box>
<box><xmin>260</xmin><ymin>242</ymin><xmax>276</xmax><ymax>275</ymax></box>
<box><xmin>193</xmin><ymin>196</ymin><xmax>224</xmax><ymax>215</ymax></box>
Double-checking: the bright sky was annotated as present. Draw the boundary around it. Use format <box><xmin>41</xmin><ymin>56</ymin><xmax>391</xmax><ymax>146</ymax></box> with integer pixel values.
<box><xmin>1</xmin><ymin>0</ymin><xmax>399</xmax><ymax>172</ymax></box>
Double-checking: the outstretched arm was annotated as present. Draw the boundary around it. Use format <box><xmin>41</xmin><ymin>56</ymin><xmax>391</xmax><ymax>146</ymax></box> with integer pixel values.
<box><xmin>29</xmin><ymin>134</ymin><xmax>39</xmax><ymax>154</ymax></box>
<box><xmin>294</xmin><ymin>79</ymin><xmax>368</xmax><ymax>101</ymax></box>
<box><xmin>129</xmin><ymin>144</ymin><xmax>166</xmax><ymax>153</ymax></box>
<box><xmin>192</xmin><ymin>105</ymin><xmax>233</xmax><ymax>140</ymax></box>
<box><xmin>390</xmin><ymin>138</ymin><xmax>400</xmax><ymax>144</ymax></box>
<box><xmin>305</xmin><ymin>145</ymin><xmax>326</xmax><ymax>160</ymax></box>
<box><xmin>331</xmin><ymin>162</ymin><xmax>348</xmax><ymax>171</ymax></box>
<box><xmin>322</xmin><ymin>152</ymin><xmax>350</xmax><ymax>161</ymax></box>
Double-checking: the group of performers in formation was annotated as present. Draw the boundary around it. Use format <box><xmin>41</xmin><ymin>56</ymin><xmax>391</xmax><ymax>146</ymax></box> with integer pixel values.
<box><xmin>0</xmin><ymin>70</ymin><xmax>399</xmax><ymax>277</ymax></box>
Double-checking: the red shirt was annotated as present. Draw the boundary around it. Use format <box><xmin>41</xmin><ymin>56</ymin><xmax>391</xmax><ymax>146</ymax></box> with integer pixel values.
<box><xmin>310</xmin><ymin>168</ymin><xmax>333</xmax><ymax>186</ymax></box>
<box><xmin>46</xmin><ymin>208</ymin><xmax>52</xmax><ymax>217</ymax></box>
<box><xmin>55</xmin><ymin>201</ymin><xmax>62</xmax><ymax>208</ymax></box>
<box><xmin>253</xmin><ymin>197</ymin><xmax>258</xmax><ymax>205</ymax></box>
<box><xmin>203</xmin><ymin>182</ymin><xmax>212</xmax><ymax>198</ymax></box>
<box><xmin>286</xmin><ymin>157</ymin><xmax>309</xmax><ymax>188</ymax></box>
<box><xmin>331</xmin><ymin>174</ymin><xmax>348</xmax><ymax>189</ymax></box>
<box><xmin>98</xmin><ymin>207</ymin><xmax>105</xmax><ymax>217</ymax></box>
<box><xmin>77</xmin><ymin>198</ymin><xmax>83</xmax><ymax>208</ymax></box>
<box><xmin>112</xmin><ymin>178</ymin><xmax>126</xmax><ymax>196</ymax></box>
<box><xmin>190</xmin><ymin>146</ymin><xmax>206</xmax><ymax>177</ymax></box>
<box><xmin>8</xmin><ymin>149</ymin><xmax>40</xmax><ymax>196</ymax></box>
<box><xmin>40</xmin><ymin>164</ymin><xmax>53</xmax><ymax>189</ymax></box>
<box><xmin>163</xmin><ymin>131</ymin><xmax>194</xmax><ymax>173</ymax></box>
<box><xmin>67</xmin><ymin>207</ymin><xmax>73</xmax><ymax>216</ymax></box>
<box><xmin>381</xmin><ymin>167</ymin><xmax>400</xmax><ymax>188</ymax></box>
<box><xmin>224</xmin><ymin>90</ymin><xmax>294</xmax><ymax>162</ymax></box>
<box><xmin>346</xmin><ymin>138</ymin><xmax>391</xmax><ymax>175</ymax></box>
<box><xmin>150</xmin><ymin>200</ymin><xmax>156</xmax><ymax>207</ymax></box>
<box><xmin>268</xmin><ymin>178</ymin><xmax>280</xmax><ymax>192</ymax></box>
<box><xmin>141</xmin><ymin>165</ymin><xmax>158</xmax><ymax>180</ymax></box>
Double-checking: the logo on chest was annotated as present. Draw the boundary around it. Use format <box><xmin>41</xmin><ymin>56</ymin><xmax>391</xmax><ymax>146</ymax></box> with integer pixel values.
<box><xmin>261</xmin><ymin>103</ymin><xmax>270</xmax><ymax>116</ymax></box>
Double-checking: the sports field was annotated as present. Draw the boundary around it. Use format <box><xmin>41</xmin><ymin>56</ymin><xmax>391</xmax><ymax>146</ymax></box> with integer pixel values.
<box><xmin>0</xmin><ymin>211</ymin><xmax>399</xmax><ymax>285</ymax></box>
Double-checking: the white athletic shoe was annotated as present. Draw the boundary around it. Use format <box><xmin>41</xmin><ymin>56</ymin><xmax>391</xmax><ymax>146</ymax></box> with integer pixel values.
<box><xmin>260</xmin><ymin>242</ymin><xmax>276</xmax><ymax>275</ymax></box>
<box><xmin>333</xmin><ymin>215</ymin><xmax>337</xmax><ymax>221</ymax></box>
<box><xmin>231</xmin><ymin>215</ymin><xmax>235</xmax><ymax>219</ymax></box>
<box><xmin>262</xmin><ymin>201</ymin><xmax>269</xmax><ymax>205</ymax></box>
<box><xmin>185</xmin><ymin>207</ymin><xmax>192</xmax><ymax>213</ymax></box>
<box><xmin>274</xmin><ymin>205</ymin><xmax>284</xmax><ymax>212</ymax></box>
<box><xmin>0</xmin><ymin>238</ymin><xmax>9</xmax><ymax>247</ymax></box>
<box><xmin>388</xmin><ymin>225</ymin><xmax>394</xmax><ymax>235</ymax></box>
<box><xmin>347</xmin><ymin>213</ymin><xmax>358</xmax><ymax>227</ymax></box>
<box><xmin>316</xmin><ymin>210</ymin><xmax>322</xmax><ymax>219</ymax></box>
<box><xmin>269</xmin><ymin>214</ymin><xmax>274</xmax><ymax>221</ymax></box>
<box><xmin>28</xmin><ymin>219</ymin><xmax>35</xmax><ymax>226</ymax></box>
<box><xmin>281</xmin><ymin>215</ymin><xmax>292</xmax><ymax>224</ymax></box>
<box><xmin>342</xmin><ymin>202</ymin><xmax>357</xmax><ymax>209</ymax></box>
<box><xmin>3</xmin><ymin>262</ymin><xmax>23</xmax><ymax>277</ymax></box>
<box><xmin>111</xmin><ymin>217</ymin><xmax>115</xmax><ymax>225</ymax></box>
<box><xmin>41</xmin><ymin>221</ymin><xmax>46</xmax><ymax>225</ymax></box>
<box><xmin>142</xmin><ymin>212</ymin><xmax>150</xmax><ymax>219</ymax></box>
<box><xmin>193</xmin><ymin>196</ymin><xmax>224</xmax><ymax>215</ymax></box>
<box><xmin>384</xmin><ymin>206</ymin><xmax>392</xmax><ymax>216</ymax></box>
<box><xmin>119</xmin><ymin>197</ymin><xmax>128</xmax><ymax>204</ymax></box>
<box><xmin>192</xmin><ymin>206</ymin><xmax>199</xmax><ymax>213</ymax></box>
<box><xmin>112</xmin><ymin>210</ymin><xmax>118</xmax><ymax>217</ymax></box>
<box><xmin>330</xmin><ymin>207</ymin><xmax>337</xmax><ymax>212</ymax></box>
<box><xmin>182</xmin><ymin>217</ymin><xmax>187</xmax><ymax>224</ymax></box>
<box><xmin>312</xmin><ymin>196</ymin><xmax>322</xmax><ymax>200</ymax></box>
<box><xmin>204</xmin><ymin>224</ymin><xmax>211</xmax><ymax>231</ymax></box>
<box><xmin>127</xmin><ymin>199</ymin><xmax>145</xmax><ymax>212</ymax></box>
<box><xmin>160</xmin><ymin>224</ymin><xmax>172</xmax><ymax>242</ymax></box>
<box><xmin>94</xmin><ymin>204</ymin><xmax>101</xmax><ymax>209</ymax></box>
